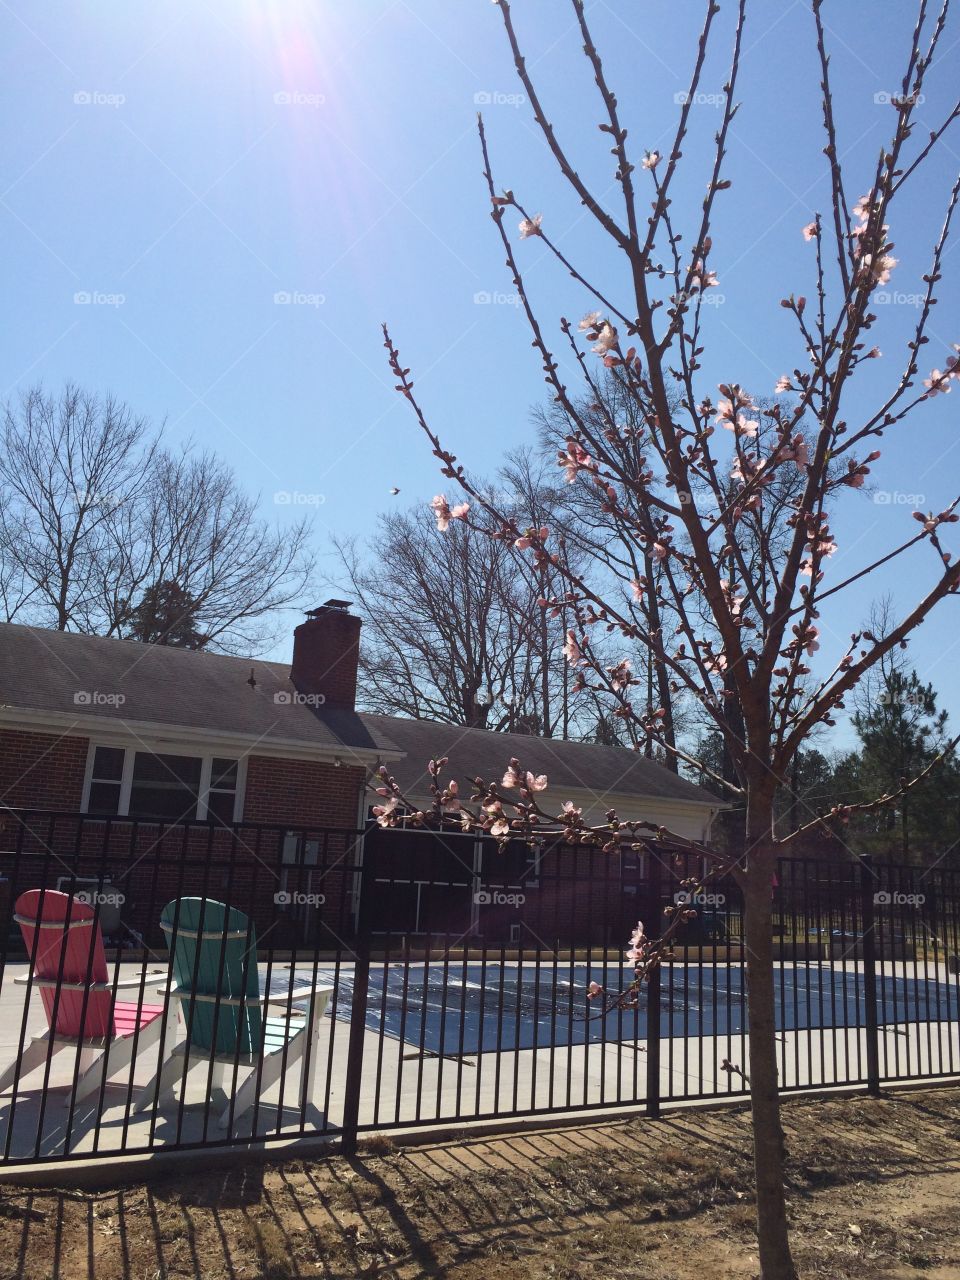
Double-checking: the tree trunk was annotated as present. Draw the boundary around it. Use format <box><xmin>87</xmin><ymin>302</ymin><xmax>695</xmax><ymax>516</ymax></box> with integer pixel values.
<box><xmin>743</xmin><ymin>844</ymin><xmax>796</xmax><ymax>1279</ymax></box>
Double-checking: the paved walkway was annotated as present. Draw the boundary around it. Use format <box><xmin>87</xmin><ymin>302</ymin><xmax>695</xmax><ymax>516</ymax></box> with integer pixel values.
<box><xmin>0</xmin><ymin>960</ymin><xmax>956</xmax><ymax>1165</ymax></box>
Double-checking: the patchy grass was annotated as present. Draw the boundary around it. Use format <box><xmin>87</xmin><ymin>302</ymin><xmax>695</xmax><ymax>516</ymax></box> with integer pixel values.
<box><xmin>2</xmin><ymin>1088</ymin><xmax>960</xmax><ymax>1278</ymax></box>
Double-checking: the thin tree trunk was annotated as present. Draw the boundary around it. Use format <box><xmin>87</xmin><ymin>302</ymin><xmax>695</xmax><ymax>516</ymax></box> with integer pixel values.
<box><xmin>743</xmin><ymin>827</ymin><xmax>796</xmax><ymax>1280</ymax></box>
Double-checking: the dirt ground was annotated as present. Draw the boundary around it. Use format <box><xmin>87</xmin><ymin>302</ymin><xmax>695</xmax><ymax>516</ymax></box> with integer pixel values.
<box><xmin>1</xmin><ymin>1088</ymin><xmax>960</xmax><ymax>1279</ymax></box>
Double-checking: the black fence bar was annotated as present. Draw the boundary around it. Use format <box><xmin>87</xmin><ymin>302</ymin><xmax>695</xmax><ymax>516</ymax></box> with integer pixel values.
<box><xmin>0</xmin><ymin>807</ymin><xmax>957</xmax><ymax>1169</ymax></box>
<box><xmin>645</xmin><ymin>850</ymin><xmax>662</xmax><ymax>1119</ymax></box>
<box><xmin>860</xmin><ymin>857</ymin><xmax>882</xmax><ymax>1096</ymax></box>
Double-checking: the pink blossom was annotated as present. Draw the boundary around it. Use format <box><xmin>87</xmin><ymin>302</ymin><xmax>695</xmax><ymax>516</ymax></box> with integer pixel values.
<box><xmin>430</xmin><ymin>494</ymin><xmax>470</xmax><ymax>531</ymax></box>
<box><xmin>802</xmin><ymin>221</ymin><xmax>817</xmax><ymax>242</ymax></box>
<box><xmin>587</xmin><ymin>981</ymin><xmax>604</xmax><ymax>1000</ymax></box>
<box><xmin>924</xmin><ymin>368</ymin><xmax>953</xmax><ymax>397</ymax></box>
<box><xmin>592</xmin><ymin>322</ymin><xmax>618</xmax><ymax>355</ymax></box>
<box><xmin>650</xmin><ymin>541</ymin><xmax>670</xmax><ymax>562</ymax></box>
<box><xmin>578</xmin><ymin>310</ymin><xmax>602</xmax><ymax>331</ymax></box>
<box><xmin>372</xmin><ymin>796</ymin><xmax>399</xmax><ymax>827</ymax></box>
<box><xmin>515</xmin><ymin>525</ymin><xmax>549</xmax><ymax>550</ymax></box>
<box><xmin>780</xmin><ymin>436</ymin><xmax>809</xmax><ymax>468</ymax></box>
<box><xmin>563</xmin><ymin>630</ymin><xmax>583</xmax><ymax>666</ymax></box>
<box><xmin>561</xmin><ymin>800</ymin><xmax>583</xmax><ymax>819</ymax></box>
<box><xmin>774</xmin><ymin>375</ymin><xmax>793</xmax><ymax>393</ymax></box>
<box><xmin>691</xmin><ymin>259</ymin><xmax>718</xmax><ymax>289</ymax></box>
<box><xmin>641</xmin><ymin>150</ymin><xmax>660</xmax><ymax>170</ymax></box>
<box><xmin>502</xmin><ymin>763</ymin><xmax>522</xmax><ymax>788</ymax></box>
<box><xmin>442</xmin><ymin>780</ymin><xmax>461</xmax><ymax>813</ymax></box>
<box><xmin>518</xmin><ymin>213</ymin><xmax>543</xmax><ymax>239</ymax></box>
<box><xmin>490</xmin><ymin>816</ymin><xmax>511</xmax><ymax>838</ymax></box>
<box><xmin>630</xmin><ymin>578</ymin><xmax>645</xmax><ymax>602</ymax></box>
<box><xmin>525</xmin><ymin>772</ymin><xmax>549</xmax><ymax>792</ymax></box>
<box><xmin>606</xmin><ymin>659</ymin><xmax>632</xmax><ymax>690</ymax></box>
<box><xmin>558</xmin><ymin>439</ymin><xmax>596</xmax><ymax>483</ymax></box>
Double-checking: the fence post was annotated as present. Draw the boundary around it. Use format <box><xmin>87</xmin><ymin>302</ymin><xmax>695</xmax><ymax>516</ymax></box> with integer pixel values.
<box><xmin>859</xmin><ymin>856</ymin><xmax>882</xmax><ymax>1096</ymax></box>
<box><xmin>645</xmin><ymin>850</ymin><xmax>662</xmax><ymax>1118</ymax></box>
<box><xmin>341</xmin><ymin>830</ymin><xmax>374</xmax><ymax>1154</ymax></box>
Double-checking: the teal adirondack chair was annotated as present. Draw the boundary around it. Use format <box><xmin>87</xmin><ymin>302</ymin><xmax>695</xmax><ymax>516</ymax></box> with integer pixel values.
<box><xmin>134</xmin><ymin>898</ymin><xmax>331</xmax><ymax>1129</ymax></box>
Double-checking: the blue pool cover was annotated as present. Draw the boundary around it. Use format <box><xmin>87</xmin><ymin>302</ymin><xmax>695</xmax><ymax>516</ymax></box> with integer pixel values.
<box><xmin>294</xmin><ymin>963</ymin><xmax>960</xmax><ymax>1056</ymax></box>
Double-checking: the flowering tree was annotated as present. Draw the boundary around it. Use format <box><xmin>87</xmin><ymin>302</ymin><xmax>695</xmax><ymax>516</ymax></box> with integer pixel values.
<box><xmin>379</xmin><ymin>2</ymin><xmax>960</xmax><ymax>1275</ymax></box>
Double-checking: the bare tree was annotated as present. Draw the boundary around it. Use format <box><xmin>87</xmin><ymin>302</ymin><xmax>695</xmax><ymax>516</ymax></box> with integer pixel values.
<box><xmin>380</xmin><ymin>2</ymin><xmax>960</xmax><ymax>1274</ymax></box>
<box><xmin>0</xmin><ymin>386</ymin><xmax>315</xmax><ymax>653</ymax></box>
<box><xmin>331</xmin><ymin>488</ymin><xmax>580</xmax><ymax>734</ymax></box>
<box><xmin>0</xmin><ymin>385</ymin><xmax>154</xmax><ymax>631</ymax></box>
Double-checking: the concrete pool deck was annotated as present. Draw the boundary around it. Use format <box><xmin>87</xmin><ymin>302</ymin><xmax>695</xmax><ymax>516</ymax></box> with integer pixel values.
<box><xmin>0</xmin><ymin>959</ymin><xmax>957</xmax><ymax>1168</ymax></box>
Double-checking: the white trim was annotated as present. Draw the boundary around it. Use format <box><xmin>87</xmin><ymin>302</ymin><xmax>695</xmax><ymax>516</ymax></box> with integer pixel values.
<box><xmin>0</xmin><ymin>706</ymin><xmax>401</xmax><ymax>766</ymax></box>
<box><xmin>81</xmin><ymin>740</ymin><xmax>247</xmax><ymax>822</ymax></box>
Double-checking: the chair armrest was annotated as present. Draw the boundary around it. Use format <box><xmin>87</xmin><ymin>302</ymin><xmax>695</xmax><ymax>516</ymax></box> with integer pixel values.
<box><xmin>114</xmin><ymin>970</ymin><xmax>168</xmax><ymax>989</ymax></box>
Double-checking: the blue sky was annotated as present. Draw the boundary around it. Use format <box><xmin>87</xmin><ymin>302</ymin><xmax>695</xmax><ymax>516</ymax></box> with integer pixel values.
<box><xmin>1</xmin><ymin>0</ymin><xmax>959</xmax><ymax>746</ymax></box>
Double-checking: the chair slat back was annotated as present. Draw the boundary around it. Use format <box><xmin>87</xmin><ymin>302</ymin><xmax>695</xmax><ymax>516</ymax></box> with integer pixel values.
<box><xmin>160</xmin><ymin>898</ymin><xmax>262</xmax><ymax>1054</ymax></box>
<box><xmin>14</xmin><ymin>890</ymin><xmax>113</xmax><ymax>1039</ymax></box>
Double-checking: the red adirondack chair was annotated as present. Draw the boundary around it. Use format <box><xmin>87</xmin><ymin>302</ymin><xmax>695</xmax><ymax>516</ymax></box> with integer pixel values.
<box><xmin>0</xmin><ymin>890</ymin><xmax>165</xmax><ymax>1104</ymax></box>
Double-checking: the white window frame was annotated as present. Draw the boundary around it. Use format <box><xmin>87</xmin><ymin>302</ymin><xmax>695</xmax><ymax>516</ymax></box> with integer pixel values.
<box><xmin>81</xmin><ymin>742</ymin><xmax>247</xmax><ymax>823</ymax></box>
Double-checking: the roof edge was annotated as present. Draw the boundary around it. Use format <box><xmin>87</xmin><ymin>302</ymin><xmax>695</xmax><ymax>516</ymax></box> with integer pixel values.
<box><xmin>0</xmin><ymin>707</ymin><xmax>403</xmax><ymax>766</ymax></box>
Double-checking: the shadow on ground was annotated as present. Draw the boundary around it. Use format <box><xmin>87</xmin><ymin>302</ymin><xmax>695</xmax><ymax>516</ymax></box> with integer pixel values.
<box><xmin>2</xmin><ymin>1089</ymin><xmax>960</xmax><ymax>1279</ymax></box>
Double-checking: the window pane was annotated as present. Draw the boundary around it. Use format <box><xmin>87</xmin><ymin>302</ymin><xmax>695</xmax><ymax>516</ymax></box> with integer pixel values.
<box><xmin>129</xmin><ymin>785</ymin><xmax>198</xmax><ymax>822</ymax></box>
<box><xmin>92</xmin><ymin>746</ymin><xmax>125</xmax><ymax>782</ymax></box>
<box><xmin>210</xmin><ymin>758</ymin><xmax>238</xmax><ymax>788</ymax></box>
<box><xmin>132</xmin><ymin>753</ymin><xmax>202</xmax><ymax>785</ymax></box>
<box><xmin>206</xmin><ymin>790</ymin><xmax>236</xmax><ymax>823</ymax></box>
<box><xmin>128</xmin><ymin>752</ymin><xmax>200</xmax><ymax>821</ymax></box>
<box><xmin>88</xmin><ymin>781</ymin><xmax>122</xmax><ymax>815</ymax></box>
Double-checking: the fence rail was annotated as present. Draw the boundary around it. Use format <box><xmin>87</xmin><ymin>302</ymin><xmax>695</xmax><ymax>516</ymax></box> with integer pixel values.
<box><xmin>0</xmin><ymin>807</ymin><xmax>956</xmax><ymax>1168</ymax></box>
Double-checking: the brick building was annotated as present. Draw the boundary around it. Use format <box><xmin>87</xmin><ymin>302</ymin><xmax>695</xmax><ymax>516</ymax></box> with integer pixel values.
<box><xmin>0</xmin><ymin>604</ymin><xmax>722</xmax><ymax>946</ymax></box>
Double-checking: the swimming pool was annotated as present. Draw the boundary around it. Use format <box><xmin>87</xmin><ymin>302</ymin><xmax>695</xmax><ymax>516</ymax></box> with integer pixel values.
<box><xmin>303</xmin><ymin>962</ymin><xmax>960</xmax><ymax>1056</ymax></box>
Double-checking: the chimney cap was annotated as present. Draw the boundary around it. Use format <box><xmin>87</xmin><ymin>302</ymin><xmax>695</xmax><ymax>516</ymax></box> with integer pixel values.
<box><xmin>307</xmin><ymin>599</ymin><xmax>352</xmax><ymax>616</ymax></box>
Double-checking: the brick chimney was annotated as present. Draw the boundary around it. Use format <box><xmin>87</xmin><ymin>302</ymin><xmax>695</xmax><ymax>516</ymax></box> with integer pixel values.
<box><xmin>290</xmin><ymin>600</ymin><xmax>362</xmax><ymax>708</ymax></box>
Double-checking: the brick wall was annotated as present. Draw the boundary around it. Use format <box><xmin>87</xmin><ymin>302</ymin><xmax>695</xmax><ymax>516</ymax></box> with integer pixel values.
<box><xmin>243</xmin><ymin>755</ymin><xmax>366</xmax><ymax>827</ymax></box>
<box><xmin>0</xmin><ymin>728</ymin><xmax>88</xmax><ymax>810</ymax></box>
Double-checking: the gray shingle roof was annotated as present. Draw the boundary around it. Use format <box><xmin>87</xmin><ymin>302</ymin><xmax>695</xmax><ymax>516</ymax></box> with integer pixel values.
<box><xmin>0</xmin><ymin>622</ymin><xmax>393</xmax><ymax>757</ymax></box>
<box><xmin>0</xmin><ymin>623</ymin><xmax>719</xmax><ymax>807</ymax></box>
<box><xmin>358</xmin><ymin>713</ymin><xmax>719</xmax><ymax>808</ymax></box>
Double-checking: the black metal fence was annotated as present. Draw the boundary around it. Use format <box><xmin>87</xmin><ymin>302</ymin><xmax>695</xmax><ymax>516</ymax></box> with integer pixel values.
<box><xmin>0</xmin><ymin>807</ymin><xmax>957</xmax><ymax>1168</ymax></box>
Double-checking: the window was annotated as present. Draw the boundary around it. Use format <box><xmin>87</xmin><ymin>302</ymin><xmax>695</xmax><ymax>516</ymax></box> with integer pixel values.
<box><xmin>129</xmin><ymin>752</ymin><xmax>202</xmax><ymax>821</ymax></box>
<box><xmin>82</xmin><ymin>746</ymin><xmax>244</xmax><ymax>822</ymax></box>
<box><xmin>207</xmin><ymin>758</ymin><xmax>240</xmax><ymax>823</ymax></box>
<box><xmin>87</xmin><ymin>746</ymin><xmax>125</xmax><ymax>815</ymax></box>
